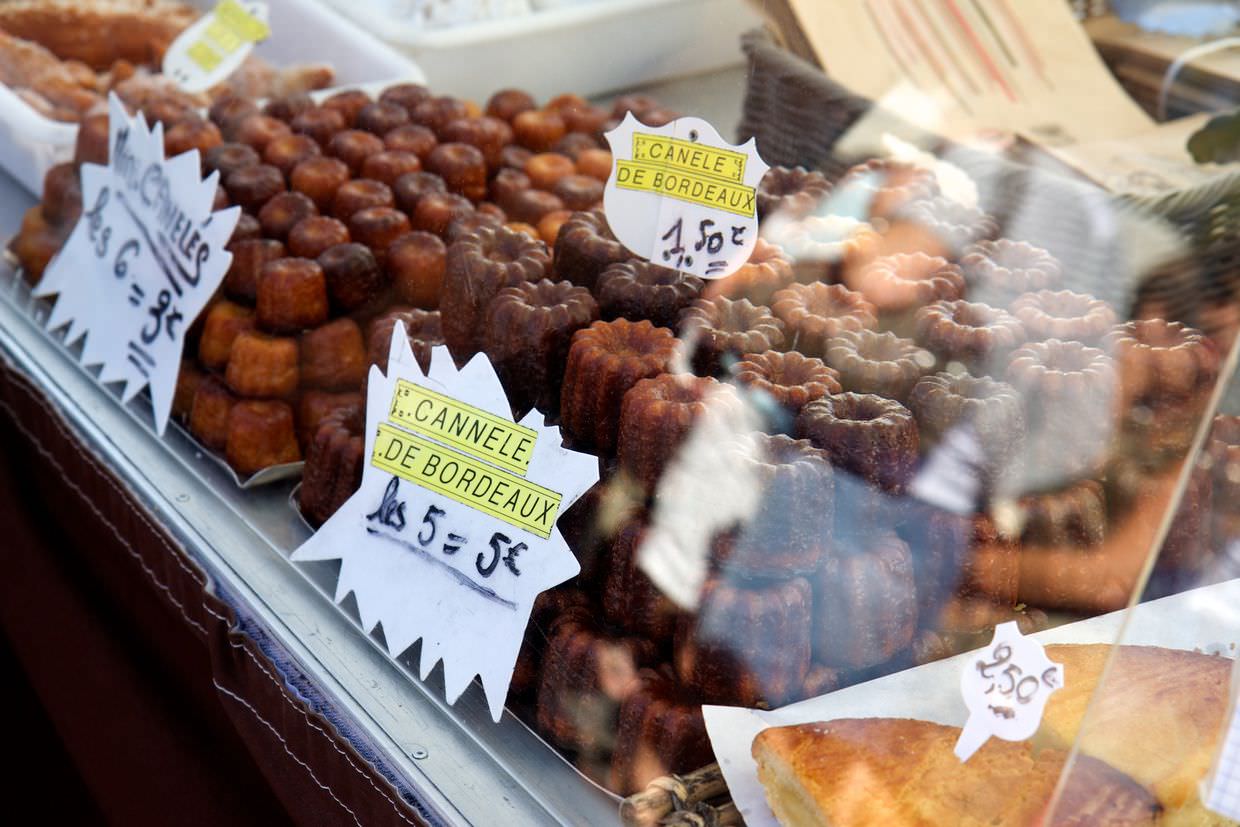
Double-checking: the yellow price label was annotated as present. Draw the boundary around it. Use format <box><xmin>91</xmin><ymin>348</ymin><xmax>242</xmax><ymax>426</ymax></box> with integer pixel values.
<box><xmin>215</xmin><ymin>0</ymin><xmax>271</xmax><ymax>42</ymax></box>
<box><xmin>388</xmin><ymin>380</ymin><xmax>537</xmax><ymax>476</ymax></box>
<box><xmin>371</xmin><ymin>423</ymin><xmax>561</xmax><ymax>539</ymax></box>
<box><xmin>614</xmin><ymin>159</ymin><xmax>757</xmax><ymax>216</ymax></box>
<box><xmin>186</xmin><ymin>40</ymin><xmax>222</xmax><ymax>71</ymax></box>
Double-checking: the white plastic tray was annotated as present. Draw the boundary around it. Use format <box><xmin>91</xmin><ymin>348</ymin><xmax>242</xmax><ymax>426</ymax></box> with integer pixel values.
<box><xmin>315</xmin><ymin>0</ymin><xmax>762</xmax><ymax>103</ymax></box>
<box><xmin>0</xmin><ymin>0</ymin><xmax>425</xmax><ymax>197</ymax></box>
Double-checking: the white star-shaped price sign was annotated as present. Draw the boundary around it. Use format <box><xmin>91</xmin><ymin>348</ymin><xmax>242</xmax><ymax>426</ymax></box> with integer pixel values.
<box><xmin>292</xmin><ymin>326</ymin><xmax>598</xmax><ymax>721</ymax></box>
<box><xmin>34</xmin><ymin>94</ymin><xmax>239</xmax><ymax>435</ymax></box>
<box><xmin>603</xmin><ymin>113</ymin><xmax>768</xmax><ymax>280</ymax></box>
<box><xmin>955</xmin><ymin>621</ymin><xmax>1064</xmax><ymax>761</ymax></box>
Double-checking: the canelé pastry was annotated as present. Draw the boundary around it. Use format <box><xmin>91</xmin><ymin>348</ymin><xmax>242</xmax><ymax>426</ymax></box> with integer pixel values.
<box><xmin>165</xmin><ymin>116</ymin><xmax>223</xmax><ymax>159</ymax></box>
<box><xmin>504</xmin><ymin>189</ymin><xmax>564</xmax><ymax>225</ymax></box>
<box><xmin>538</xmin><ymin>210</ymin><xmax>573</xmax><ymax>246</ymax></box>
<box><xmin>552</xmin><ymin>174</ymin><xmax>604</xmax><ymax>212</ymax></box>
<box><xmin>441</xmin><ymin>116</ymin><xmax>513</xmax><ymax>170</ymax></box>
<box><xmin>825</xmin><ymin>329</ymin><xmax>936</xmax><ymax>403</ymax></box>
<box><xmin>427</xmin><ymin>142</ymin><xmax>488</xmax><ymax>202</ymax></box>
<box><xmin>1039</xmin><ymin>644</ymin><xmax>1230</xmax><ymax>823</ymax></box>
<box><xmin>702</xmin><ymin>239</ymin><xmax>795</xmax><ymax>306</ymax></box>
<box><xmin>230</xmin><ymin>212</ymin><xmax>261</xmax><ymax>243</ymax></box>
<box><xmin>1010</xmin><ymin>289</ymin><xmax>1117</xmax><ymax>344</ymax></box>
<box><xmin>10</xmin><ymin>205</ymin><xmax>67</xmax><ymax>282</ymax></box>
<box><xmin>674</xmin><ymin>576</ymin><xmax>812</xmax><ymax>707</ymax></box>
<box><xmin>602</xmin><ymin>519</ymin><xmax>682</xmax><ymax>647</ymax></box>
<box><xmin>225</xmin><ymin>163</ymin><xmax>285</xmax><ymax>212</ymax></box>
<box><xmin>299</xmin><ymin>404</ymin><xmax>364</xmax><ymax>526</ymax></box>
<box><xmin>235</xmin><ymin>115</ymin><xmax>292</xmax><ymax>154</ymax></box>
<box><xmin>366</xmin><ymin>307</ymin><xmax>443</xmax><ymax>376</ymax></box>
<box><xmin>256</xmin><ymin>258</ymin><xmax>329</xmax><ymax>333</ymax></box>
<box><xmin>383</xmin><ymin>124</ymin><xmax>437</xmax><ymax>159</ymax></box>
<box><xmin>836</xmin><ymin>159</ymin><xmax>941</xmax><ymax>218</ymax></box>
<box><xmin>410</xmin><ymin>96</ymin><xmax>471</xmax><ymax>138</ymax></box>
<box><xmin>360</xmin><ymin>150</ymin><xmax>422</xmax><ymax>187</ymax></box>
<box><xmin>1012</xmin><ymin>478</ymin><xmax>1107</xmax><ymax>548</ymax></box>
<box><xmin>512</xmin><ymin>586</ymin><xmax>591</xmax><ymax>701</ymax></box>
<box><xmin>355</xmin><ymin>101</ymin><xmax>409</xmax><ymax>136</ymax></box>
<box><xmin>913</xmin><ymin>299</ymin><xmax>1026</xmax><ymax>373</ymax></box>
<box><xmin>288</xmin><ymin>215</ymin><xmax>350</xmax><ymax>260</ymax></box>
<box><xmin>610</xmin><ymin>666</ymin><xmax>713</xmax><ymax>797</ymax></box>
<box><xmin>716</xmin><ymin>434</ymin><xmax>834</xmax><ymax>579</ymax></box>
<box><xmin>299</xmin><ymin>318</ymin><xmax>366</xmax><ymax>392</ymax></box>
<box><xmin>172</xmin><ymin>361</ymin><xmax>205</xmax><ymax>422</ymax></box>
<box><xmin>316</xmin><ymin>242</ymin><xmax>384</xmax><ymax>313</ymax></box>
<box><xmin>617</xmin><ymin>374</ymin><xmax>737</xmax><ymax>490</ymax></box>
<box><xmin>594</xmin><ymin>260</ymin><xmax>702</xmax><ymax>330</ymax></box>
<box><xmin>263</xmin><ymin>133</ymin><xmax>321</xmax><ymax>176</ymax></box>
<box><xmin>225</xmin><ymin>330</ymin><xmax>299</xmax><ymax>399</ymax></box>
<box><xmin>263</xmin><ymin>93</ymin><xmax>315</xmax><ymax>123</ymax></box>
<box><xmin>485</xmin><ymin>88</ymin><xmax>536</xmax><ymax>122</ymax></box>
<box><xmin>1105</xmin><ymin>319</ymin><xmax>1218</xmax><ymax>407</ymax></box>
<box><xmin>225</xmin><ymin>400</ymin><xmax>301</xmax><ymax>476</ymax></box>
<box><xmin>895</xmin><ymin>196</ymin><xmax>998</xmax><ymax>255</ymax></box>
<box><xmin>756</xmin><ymin>166</ymin><xmax>831</xmax><ymax>219</ymax></box>
<box><xmin>752</xmin><ymin>718</ymin><xmax>1161</xmax><ymax>827</ymax></box>
<box><xmin>205</xmin><ymin>142</ymin><xmax>260</xmax><ymax>178</ymax></box>
<box><xmin>332</xmin><ymin>178</ymin><xmax>395</xmax><ymax>221</ymax></box>
<box><xmin>812</xmin><ymin>533</ymin><xmax>916</xmax><ymax>669</ymax></box>
<box><xmin>448</xmin><ymin>210</ymin><xmax>505</xmax><ymax>244</ymax></box>
<box><xmin>198</xmin><ymin>299</ymin><xmax>256</xmax><ymax>371</ymax></box>
<box><xmin>257</xmin><ymin>191</ymin><xmax>317</xmax><ymax>242</ymax></box>
<box><xmin>677</xmin><ymin>296</ymin><xmax>786</xmax><ymax>377</ymax></box>
<box><xmin>771</xmin><ymin>282</ymin><xmax>877</xmax><ymax>358</ymax></box>
<box><xmin>524</xmin><ymin>152</ymin><xmax>575</xmax><ymax>191</ymax></box>
<box><xmin>1005</xmin><ymin>338</ymin><xmax>1117</xmax><ymax>428</ymax></box>
<box><xmin>41</xmin><ymin>163</ymin><xmax>78</xmax><ymax>226</ymax></box>
<box><xmin>796</xmin><ymin>393</ymin><xmax>919</xmax><ymax>493</ymax></box>
<box><xmin>412</xmin><ymin>192</ymin><xmax>474</xmax><ymax>237</ymax></box>
<box><xmin>379</xmin><ymin>83</ymin><xmax>432</xmax><ymax>116</ymax></box>
<box><xmin>559</xmin><ymin>319</ymin><xmax>680</xmax><ymax>454</ymax></box>
<box><xmin>290</xmin><ymin>156</ymin><xmax>350</xmax><ymax>211</ymax></box>
<box><xmin>297</xmin><ymin>390</ymin><xmax>362</xmax><ymax>448</ymax></box>
<box><xmin>327</xmin><ymin>129</ymin><xmax>384</xmax><ymax>175</ymax></box>
<box><xmin>348</xmin><ymin>206</ymin><xmax>411</xmax><ymax>257</ymax></box>
<box><xmin>908</xmin><ymin>371</ymin><xmax>1025</xmax><ymax>470</ymax></box>
<box><xmin>733</xmin><ymin>350</ymin><xmax>840</xmax><ymax>429</ymax></box>
<box><xmin>225</xmin><ymin>235</ymin><xmax>285</xmax><ymax>303</ymax></box>
<box><xmin>441</xmin><ymin>225</ymin><xmax>551</xmax><ymax>362</ymax></box>
<box><xmin>393</xmin><ymin>170</ymin><xmax>447</xmax><ymax>215</ymax></box>
<box><xmin>576</xmin><ymin>148</ymin><xmax>612</xmax><ymax>182</ymax></box>
<box><xmin>189</xmin><ymin>377</ymin><xmax>236</xmax><ymax>452</ymax></box>
<box><xmin>387</xmin><ymin>231</ymin><xmax>446</xmax><ymax>310</ymax></box>
<box><xmin>321</xmin><ymin>89</ymin><xmax>372</xmax><ymax>127</ymax></box>
<box><xmin>553</xmin><ymin>209</ymin><xmax>629</xmax><ymax>291</ymax></box>
<box><xmin>535</xmin><ymin>607</ymin><xmax>657</xmax><ymax>754</ymax></box>
<box><xmin>483</xmin><ymin>279</ymin><xmax>599</xmax><ymax>416</ymax></box>
<box><xmin>513</xmin><ymin>109</ymin><xmax>566</xmax><ymax>152</ymax></box>
<box><xmin>848</xmin><ymin>252</ymin><xmax>965</xmax><ymax>315</ymax></box>
<box><xmin>961</xmin><ymin>239</ymin><xmax>1063</xmax><ymax>299</ymax></box>
<box><xmin>290</xmin><ymin>106</ymin><xmax>347</xmax><ymax>148</ymax></box>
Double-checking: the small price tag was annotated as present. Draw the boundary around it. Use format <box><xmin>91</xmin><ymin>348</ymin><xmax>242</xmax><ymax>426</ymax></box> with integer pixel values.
<box><xmin>162</xmin><ymin>0</ymin><xmax>271</xmax><ymax>93</ymax></box>
<box><xmin>291</xmin><ymin>328</ymin><xmax>598</xmax><ymax>721</ymax></box>
<box><xmin>603</xmin><ymin>113</ymin><xmax>768</xmax><ymax>280</ymax></box>
<box><xmin>955</xmin><ymin>621</ymin><xmax>1064</xmax><ymax>762</ymax></box>
<box><xmin>34</xmin><ymin>94</ymin><xmax>239</xmax><ymax>435</ymax></box>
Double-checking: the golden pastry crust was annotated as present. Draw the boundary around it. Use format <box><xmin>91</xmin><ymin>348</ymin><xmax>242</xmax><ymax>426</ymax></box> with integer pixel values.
<box><xmin>0</xmin><ymin>0</ymin><xmax>198</xmax><ymax>70</ymax></box>
<box><xmin>753</xmin><ymin>718</ymin><xmax>1160</xmax><ymax>827</ymax></box>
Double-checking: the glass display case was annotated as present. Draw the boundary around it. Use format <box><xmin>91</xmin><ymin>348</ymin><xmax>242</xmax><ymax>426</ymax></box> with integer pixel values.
<box><xmin>0</xmin><ymin>0</ymin><xmax>1236</xmax><ymax>824</ymax></box>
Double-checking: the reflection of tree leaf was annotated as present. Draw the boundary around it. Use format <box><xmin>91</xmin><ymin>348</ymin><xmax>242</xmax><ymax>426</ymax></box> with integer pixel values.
<box><xmin>1188</xmin><ymin>109</ymin><xmax>1240</xmax><ymax>164</ymax></box>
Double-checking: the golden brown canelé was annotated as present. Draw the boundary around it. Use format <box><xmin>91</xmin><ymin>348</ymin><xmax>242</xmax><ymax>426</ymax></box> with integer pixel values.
<box><xmin>441</xmin><ymin>225</ymin><xmax>551</xmax><ymax>362</ymax></box>
<box><xmin>552</xmin><ymin>208</ymin><xmax>629</xmax><ymax>291</ymax></box>
<box><xmin>961</xmin><ymin>238</ymin><xmax>1063</xmax><ymax>299</ymax></box>
<box><xmin>1015</xmin><ymin>479</ymin><xmax>1108</xmax><ymax>548</ymax></box>
<box><xmin>610</xmin><ymin>665</ymin><xmax>713</xmax><ymax>797</ymax></box>
<box><xmin>715</xmin><ymin>433</ymin><xmax>834</xmax><ymax>579</ymax></box>
<box><xmin>770</xmin><ymin>282</ymin><xmax>878</xmax><ymax>358</ymax></box>
<box><xmin>387</xmin><ymin>231</ymin><xmax>447</xmax><ymax>310</ymax></box>
<box><xmin>913</xmin><ymin>299</ymin><xmax>1026</xmax><ymax>374</ymax></box>
<box><xmin>366</xmin><ymin>307</ymin><xmax>444</xmax><ymax>376</ymax></box>
<box><xmin>1010</xmin><ymin>289</ymin><xmax>1117</xmax><ymax>344</ymax></box>
<box><xmin>756</xmin><ymin>165</ymin><xmax>831</xmax><ymax>220</ymax></box>
<box><xmin>733</xmin><ymin>350</ymin><xmax>841</xmax><ymax>428</ymax></box>
<box><xmin>1105</xmin><ymin>319</ymin><xmax>1219</xmax><ymax>409</ymax></box>
<box><xmin>198</xmin><ymin>299</ymin><xmax>256</xmax><ymax>371</ymax></box>
<box><xmin>825</xmin><ymin>329</ymin><xmax>936</xmax><ymax>403</ymax></box>
<box><xmin>225</xmin><ymin>238</ymin><xmax>286</xmax><ymax>304</ymax></box>
<box><xmin>316</xmin><ymin>242</ymin><xmax>385</xmax><ymax>314</ymax></box>
<box><xmin>225</xmin><ymin>400</ymin><xmax>301</xmax><ymax>477</ymax></box>
<box><xmin>299</xmin><ymin>318</ymin><xmax>367</xmax><ymax>392</ymax></box>
<box><xmin>535</xmin><ymin>607</ymin><xmax>657</xmax><ymax>754</ymax></box>
<box><xmin>896</xmin><ymin>195</ymin><xmax>998</xmax><ymax>255</ymax></box>
<box><xmin>848</xmin><ymin>252</ymin><xmax>966</xmax><ymax>315</ymax></box>
<box><xmin>594</xmin><ymin>259</ymin><xmax>703</xmax><ymax>330</ymax></box>
<box><xmin>601</xmin><ymin>519</ymin><xmax>683</xmax><ymax>648</ymax></box>
<box><xmin>796</xmin><ymin>392</ymin><xmax>920</xmax><ymax>494</ymax></box>
<box><xmin>907</xmin><ymin>371</ymin><xmax>1026</xmax><ymax>471</ymax></box>
<box><xmin>677</xmin><ymin>296</ymin><xmax>786</xmax><ymax>377</ymax></box>
<box><xmin>299</xmin><ymin>404</ymin><xmax>365</xmax><ymax>526</ymax></box>
<box><xmin>225</xmin><ymin>330</ymin><xmax>300</xmax><ymax>399</ymax></box>
<box><xmin>812</xmin><ymin>532</ymin><xmax>917</xmax><ymax>670</ymax></box>
<box><xmin>256</xmin><ymin>257</ymin><xmax>330</xmax><ymax>333</ymax></box>
<box><xmin>617</xmin><ymin>374</ymin><xmax>737</xmax><ymax>491</ymax></box>
<box><xmin>702</xmin><ymin>238</ymin><xmax>795</xmax><ymax>306</ymax></box>
<box><xmin>559</xmin><ymin>319</ymin><xmax>680</xmax><ymax>454</ymax></box>
<box><xmin>482</xmin><ymin>279</ymin><xmax>599</xmax><ymax>417</ymax></box>
<box><xmin>297</xmin><ymin>390</ymin><xmax>362</xmax><ymax>448</ymax></box>
<box><xmin>189</xmin><ymin>376</ymin><xmax>237</xmax><ymax>452</ymax></box>
<box><xmin>674</xmin><ymin>576</ymin><xmax>812</xmax><ymax>707</ymax></box>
